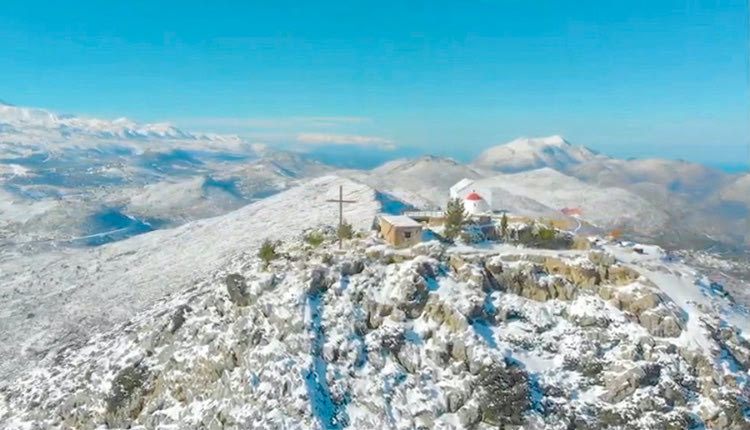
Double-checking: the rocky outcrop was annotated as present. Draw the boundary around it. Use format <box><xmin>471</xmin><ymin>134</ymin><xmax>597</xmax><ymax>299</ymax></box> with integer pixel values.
<box><xmin>602</xmin><ymin>363</ymin><xmax>661</xmax><ymax>403</ymax></box>
<box><xmin>307</xmin><ymin>266</ymin><xmax>334</xmax><ymax>294</ymax></box>
<box><xmin>2</xmin><ymin>238</ymin><xmax>747</xmax><ymax>430</ymax></box>
<box><xmin>453</xmin><ymin>252</ymin><xmax>686</xmax><ymax>338</ymax></box>
<box><xmin>607</xmin><ymin>286</ymin><xmax>685</xmax><ymax>337</ymax></box>
<box><xmin>225</xmin><ymin>273</ymin><xmax>253</xmax><ymax>306</ymax></box>
<box><xmin>340</xmin><ymin>259</ymin><xmax>365</xmax><ymax>276</ymax></box>
<box><xmin>104</xmin><ymin>363</ymin><xmax>153</xmax><ymax>428</ymax></box>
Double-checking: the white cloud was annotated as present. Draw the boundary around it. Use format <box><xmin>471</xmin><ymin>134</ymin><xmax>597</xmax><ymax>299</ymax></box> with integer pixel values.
<box><xmin>296</xmin><ymin>133</ymin><xmax>393</xmax><ymax>146</ymax></box>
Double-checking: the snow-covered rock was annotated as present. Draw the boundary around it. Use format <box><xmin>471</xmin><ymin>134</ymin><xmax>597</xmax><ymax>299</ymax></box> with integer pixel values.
<box><xmin>0</xmin><ymin>175</ymin><xmax>379</xmax><ymax>381</ymax></box>
<box><xmin>1</xmin><ymin>232</ymin><xmax>747</xmax><ymax>429</ymax></box>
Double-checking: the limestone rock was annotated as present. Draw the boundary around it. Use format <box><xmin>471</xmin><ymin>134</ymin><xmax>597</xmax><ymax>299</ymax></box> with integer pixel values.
<box><xmin>104</xmin><ymin>363</ymin><xmax>153</xmax><ymax>428</ymax></box>
<box><xmin>225</xmin><ymin>273</ymin><xmax>253</xmax><ymax>307</ymax></box>
<box><xmin>340</xmin><ymin>259</ymin><xmax>365</xmax><ymax>276</ymax></box>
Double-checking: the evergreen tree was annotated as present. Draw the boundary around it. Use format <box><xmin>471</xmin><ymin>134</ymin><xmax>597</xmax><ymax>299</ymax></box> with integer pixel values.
<box><xmin>338</xmin><ymin>219</ymin><xmax>354</xmax><ymax>240</ymax></box>
<box><xmin>444</xmin><ymin>198</ymin><xmax>467</xmax><ymax>240</ymax></box>
<box><xmin>500</xmin><ymin>213</ymin><xmax>509</xmax><ymax>238</ymax></box>
<box><xmin>258</xmin><ymin>239</ymin><xmax>278</xmax><ymax>269</ymax></box>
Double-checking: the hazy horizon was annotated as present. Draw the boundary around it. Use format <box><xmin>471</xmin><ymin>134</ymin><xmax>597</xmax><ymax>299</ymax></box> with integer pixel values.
<box><xmin>2</xmin><ymin>1</ymin><xmax>748</xmax><ymax>170</ymax></box>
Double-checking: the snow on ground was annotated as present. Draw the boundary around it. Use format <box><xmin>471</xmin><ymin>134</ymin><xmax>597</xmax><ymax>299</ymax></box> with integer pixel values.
<box><xmin>472</xmin><ymin>168</ymin><xmax>669</xmax><ymax>232</ymax></box>
<box><xmin>1</xmin><ymin>232</ymin><xmax>748</xmax><ymax>429</ymax></box>
<box><xmin>0</xmin><ymin>175</ymin><xmax>380</xmax><ymax>381</ymax></box>
<box><xmin>604</xmin><ymin>242</ymin><xmax>749</xmax><ymax>347</ymax></box>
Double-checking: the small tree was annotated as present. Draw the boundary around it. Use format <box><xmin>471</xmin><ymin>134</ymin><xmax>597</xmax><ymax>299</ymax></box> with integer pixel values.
<box><xmin>500</xmin><ymin>213</ymin><xmax>509</xmax><ymax>238</ymax></box>
<box><xmin>338</xmin><ymin>220</ymin><xmax>354</xmax><ymax>240</ymax></box>
<box><xmin>444</xmin><ymin>198</ymin><xmax>467</xmax><ymax>240</ymax></box>
<box><xmin>258</xmin><ymin>239</ymin><xmax>278</xmax><ymax>269</ymax></box>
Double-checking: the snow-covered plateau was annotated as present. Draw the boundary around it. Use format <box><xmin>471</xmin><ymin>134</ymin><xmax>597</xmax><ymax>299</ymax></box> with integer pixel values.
<box><xmin>1</xmin><ymin>175</ymin><xmax>748</xmax><ymax>429</ymax></box>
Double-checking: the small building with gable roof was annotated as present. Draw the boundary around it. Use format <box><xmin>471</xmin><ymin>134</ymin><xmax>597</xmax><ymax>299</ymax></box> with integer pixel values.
<box><xmin>378</xmin><ymin>214</ymin><xmax>422</xmax><ymax>247</ymax></box>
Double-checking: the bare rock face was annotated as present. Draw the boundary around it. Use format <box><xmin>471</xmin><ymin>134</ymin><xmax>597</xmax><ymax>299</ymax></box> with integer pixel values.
<box><xmin>396</xmin><ymin>274</ymin><xmax>430</xmax><ymax>318</ymax></box>
<box><xmin>610</xmin><ymin>287</ymin><xmax>685</xmax><ymax>337</ymax></box>
<box><xmin>421</xmin><ymin>298</ymin><xmax>470</xmax><ymax>332</ymax></box>
<box><xmin>104</xmin><ymin>363</ymin><xmax>153</xmax><ymax>428</ymax></box>
<box><xmin>170</xmin><ymin>305</ymin><xmax>190</xmax><ymax>334</ymax></box>
<box><xmin>543</xmin><ymin>256</ymin><xmax>601</xmax><ymax>288</ymax></box>
<box><xmin>588</xmin><ymin>251</ymin><xmax>642</xmax><ymax>285</ymax></box>
<box><xmin>603</xmin><ymin>364</ymin><xmax>661</xmax><ymax>403</ymax></box>
<box><xmin>225</xmin><ymin>273</ymin><xmax>253</xmax><ymax>306</ymax></box>
<box><xmin>491</xmin><ymin>262</ymin><xmax>577</xmax><ymax>302</ymax></box>
<box><xmin>307</xmin><ymin>266</ymin><xmax>334</xmax><ymax>294</ymax></box>
<box><xmin>450</xmin><ymin>254</ymin><xmax>489</xmax><ymax>288</ymax></box>
<box><xmin>340</xmin><ymin>259</ymin><xmax>365</xmax><ymax>276</ymax></box>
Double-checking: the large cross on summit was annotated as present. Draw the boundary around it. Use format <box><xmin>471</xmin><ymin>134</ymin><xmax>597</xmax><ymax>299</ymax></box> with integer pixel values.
<box><xmin>326</xmin><ymin>185</ymin><xmax>357</xmax><ymax>248</ymax></box>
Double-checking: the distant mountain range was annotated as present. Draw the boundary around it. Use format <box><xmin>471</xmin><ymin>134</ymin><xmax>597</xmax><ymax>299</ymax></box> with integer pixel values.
<box><xmin>0</xmin><ymin>102</ymin><xmax>225</xmax><ymax>142</ymax></box>
<box><xmin>1</xmin><ymin>103</ymin><xmax>747</xmax><ymax>253</ymax></box>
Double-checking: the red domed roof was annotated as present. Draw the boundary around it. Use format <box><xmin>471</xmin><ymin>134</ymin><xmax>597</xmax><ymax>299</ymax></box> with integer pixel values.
<box><xmin>465</xmin><ymin>192</ymin><xmax>484</xmax><ymax>201</ymax></box>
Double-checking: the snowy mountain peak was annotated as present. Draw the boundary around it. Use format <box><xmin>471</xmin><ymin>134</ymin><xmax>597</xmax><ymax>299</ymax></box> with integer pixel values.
<box><xmin>474</xmin><ymin>135</ymin><xmax>600</xmax><ymax>172</ymax></box>
<box><xmin>526</xmin><ymin>134</ymin><xmax>569</xmax><ymax>146</ymax></box>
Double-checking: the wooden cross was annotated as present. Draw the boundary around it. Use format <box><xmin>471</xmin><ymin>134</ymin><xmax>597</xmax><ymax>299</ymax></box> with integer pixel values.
<box><xmin>326</xmin><ymin>185</ymin><xmax>357</xmax><ymax>248</ymax></box>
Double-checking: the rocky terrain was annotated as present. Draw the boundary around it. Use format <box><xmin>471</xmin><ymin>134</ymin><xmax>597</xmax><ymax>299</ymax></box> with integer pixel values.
<box><xmin>1</xmin><ymin>103</ymin><xmax>748</xmax><ymax>429</ymax></box>
<box><xmin>2</xmin><ymin>227</ymin><xmax>748</xmax><ymax>429</ymax></box>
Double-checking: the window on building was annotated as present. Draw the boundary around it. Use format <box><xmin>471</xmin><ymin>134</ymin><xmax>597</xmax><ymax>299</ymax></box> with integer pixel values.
<box><xmin>404</xmin><ymin>231</ymin><xmax>412</xmax><ymax>238</ymax></box>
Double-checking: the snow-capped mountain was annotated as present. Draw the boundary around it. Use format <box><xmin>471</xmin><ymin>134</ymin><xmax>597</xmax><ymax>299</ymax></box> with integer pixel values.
<box><xmin>468</xmin><ymin>135</ymin><xmax>748</xmax><ymax>251</ymax></box>
<box><xmin>474</xmin><ymin>135</ymin><xmax>601</xmax><ymax>172</ymax></box>
<box><xmin>0</xmin><ymin>188</ymin><xmax>748</xmax><ymax>428</ymax></box>
<box><xmin>1</xmin><ymin>102</ymin><xmax>745</xmax><ymax>254</ymax></box>
<box><xmin>1</xmin><ymin>102</ymin><xmax>201</xmax><ymax>142</ymax></box>
<box><xmin>0</xmin><ymin>104</ymin><xmax>336</xmax><ymax>249</ymax></box>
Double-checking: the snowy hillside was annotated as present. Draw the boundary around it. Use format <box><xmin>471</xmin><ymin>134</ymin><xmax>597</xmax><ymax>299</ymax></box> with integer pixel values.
<box><xmin>0</xmin><ymin>176</ymin><xmax>380</xmax><ymax>381</ymax></box>
<box><xmin>720</xmin><ymin>174</ymin><xmax>750</xmax><ymax>203</ymax></box>
<box><xmin>477</xmin><ymin>168</ymin><xmax>670</xmax><ymax>233</ymax></box>
<box><xmin>356</xmin><ymin>156</ymin><xmax>488</xmax><ymax>208</ymax></box>
<box><xmin>570</xmin><ymin>158</ymin><xmax>729</xmax><ymax>199</ymax></box>
<box><xmin>474</xmin><ymin>136</ymin><xmax>601</xmax><ymax>172</ymax></box>
<box><xmin>1</xmin><ymin>104</ymin><xmax>748</xmax><ymax>428</ymax></box>
<box><xmin>1</xmin><ymin>229</ymin><xmax>748</xmax><ymax>429</ymax></box>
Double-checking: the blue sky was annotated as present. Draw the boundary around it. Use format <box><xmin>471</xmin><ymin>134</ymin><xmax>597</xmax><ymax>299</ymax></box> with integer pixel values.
<box><xmin>1</xmin><ymin>0</ymin><xmax>748</xmax><ymax>170</ymax></box>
